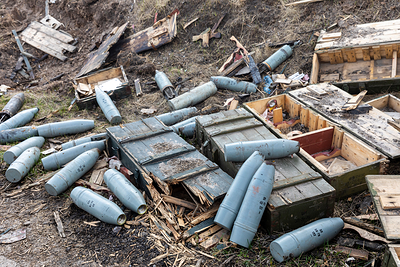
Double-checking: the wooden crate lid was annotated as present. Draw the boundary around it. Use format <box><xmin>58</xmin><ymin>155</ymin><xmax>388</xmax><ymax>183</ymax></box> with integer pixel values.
<box><xmin>366</xmin><ymin>175</ymin><xmax>400</xmax><ymax>240</ymax></box>
<box><xmin>315</xmin><ymin>19</ymin><xmax>400</xmax><ymax>51</ymax></box>
<box><xmin>107</xmin><ymin>117</ymin><xmax>233</xmax><ymax>206</ymax></box>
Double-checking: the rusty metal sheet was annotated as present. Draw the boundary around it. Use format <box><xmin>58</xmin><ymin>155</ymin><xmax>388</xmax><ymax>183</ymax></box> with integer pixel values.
<box><xmin>76</xmin><ymin>22</ymin><xmax>129</xmax><ymax>78</ymax></box>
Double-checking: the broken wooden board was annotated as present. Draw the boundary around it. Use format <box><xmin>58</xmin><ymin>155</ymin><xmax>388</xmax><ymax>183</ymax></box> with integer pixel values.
<box><xmin>343</xmin><ymin>223</ymin><xmax>391</xmax><ymax>243</ymax></box>
<box><xmin>0</xmin><ymin>228</ymin><xmax>26</xmax><ymax>244</ymax></box>
<box><xmin>199</xmin><ymin>229</ymin><xmax>229</xmax><ymax>249</ymax></box>
<box><xmin>366</xmin><ymin>175</ymin><xmax>400</xmax><ymax>240</ymax></box>
<box><xmin>106</xmin><ymin>117</ymin><xmax>233</xmax><ymax>207</ymax></box>
<box><xmin>107</xmin><ymin>13</ymin><xmax>178</xmax><ymax>62</ymax></box>
<box><xmin>196</xmin><ymin>108</ymin><xmax>336</xmax><ymax>232</ymax></box>
<box><xmin>341</xmin><ymin>90</ymin><xmax>367</xmax><ymax>110</ymax></box>
<box><xmin>306</xmin><ymin>84</ymin><xmax>328</xmax><ymax>96</ymax></box>
<box><xmin>333</xmin><ymin>246</ymin><xmax>369</xmax><ymax>260</ymax></box>
<box><xmin>289</xmin><ymin>84</ymin><xmax>400</xmax><ymax>159</ymax></box>
<box><xmin>89</xmin><ymin>168</ymin><xmax>106</xmax><ymax>185</ymax></box>
<box><xmin>76</xmin><ymin>22</ymin><xmax>128</xmax><ymax>78</ymax></box>
<box><xmin>380</xmin><ymin>195</ymin><xmax>400</xmax><ymax>210</ymax></box>
<box><xmin>20</xmin><ymin>21</ymin><xmax>75</xmax><ymax>61</ymax></box>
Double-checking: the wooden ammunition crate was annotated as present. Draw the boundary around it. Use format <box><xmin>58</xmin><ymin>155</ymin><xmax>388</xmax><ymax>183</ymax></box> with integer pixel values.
<box><xmin>195</xmin><ymin>108</ymin><xmax>335</xmax><ymax>233</ymax></box>
<box><xmin>106</xmin><ymin>117</ymin><xmax>233</xmax><ymax>207</ymax></box>
<box><xmin>244</xmin><ymin>92</ymin><xmax>388</xmax><ymax>199</ymax></box>
<box><xmin>382</xmin><ymin>244</ymin><xmax>400</xmax><ymax>267</ymax></box>
<box><xmin>365</xmin><ymin>94</ymin><xmax>400</xmax><ymax>119</ymax></box>
<box><xmin>311</xmin><ymin>19</ymin><xmax>400</xmax><ymax>94</ymax></box>
<box><xmin>74</xmin><ymin>66</ymin><xmax>131</xmax><ymax>110</ymax></box>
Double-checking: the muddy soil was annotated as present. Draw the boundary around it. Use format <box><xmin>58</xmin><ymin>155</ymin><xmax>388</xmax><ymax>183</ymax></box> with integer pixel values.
<box><xmin>1</xmin><ymin>0</ymin><xmax>400</xmax><ymax>266</ymax></box>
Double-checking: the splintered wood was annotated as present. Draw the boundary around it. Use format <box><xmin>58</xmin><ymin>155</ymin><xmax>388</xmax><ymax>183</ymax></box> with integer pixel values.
<box><xmin>20</xmin><ymin>21</ymin><xmax>76</xmax><ymax>61</ymax></box>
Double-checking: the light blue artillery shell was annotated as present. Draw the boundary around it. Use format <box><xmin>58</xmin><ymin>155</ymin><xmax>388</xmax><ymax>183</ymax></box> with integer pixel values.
<box><xmin>177</xmin><ymin>122</ymin><xmax>196</xmax><ymax>138</ymax></box>
<box><xmin>270</xmin><ymin>217</ymin><xmax>344</xmax><ymax>263</ymax></box>
<box><xmin>0</xmin><ymin>107</ymin><xmax>39</xmax><ymax>131</ymax></box>
<box><xmin>210</xmin><ymin>76</ymin><xmax>257</xmax><ymax>93</ymax></box>
<box><xmin>230</xmin><ymin>163</ymin><xmax>275</xmax><ymax>248</ymax></box>
<box><xmin>170</xmin><ymin>116</ymin><xmax>197</xmax><ymax>134</ymax></box>
<box><xmin>262</xmin><ymin>45</ymin><xmax>293</xmax><ymax>71</ymax></box>
<box><xmin>37</xmin><ymin>119</ymin><xmax>95</xmax><ymax>137</ymax></box>
<box><xmin>95</xmin><ymin>88</ymin><xmax>122</xmax><ymax>125</ymax></box>
<box><xmin>214</xmin><ymin>151</ymin><xmax>264</xmax><ymax>230</ymax></box>
<box><xmin>4</xmin><ymin>136</ymin><xmax>45</xmax><ymax>164</ymax></box>
<box><xmin>103</xmin><ymin>169</ymin><xmax>147</xmax><ymax>214</ymax></box>
<box><xmin>70</xmin><ymin>186</ymin><xmax>126</xmax><ymax>225</ymax></box>
<box><xmin>155</xmin><ymin>70</ymin><xmax>174</xmax><ymax>92</ymax></box>
<box><xmin>156</xmin><ymin>107</ymin><xmax>197</xmax><ymax>126</ymax></box>
<box><xmin>224</xmin><ymin>139</ymin><xmax>300</xmax><ymax>162</ymax></box>
<box><xmin>61</xmin><ymin>132</ymin><xmax>107</xmax><ymax>150</ymax></box>
<box><xmin>6</xmin><ymin>147</ymin><xmax>40</xmax><ymax>183</ymax></box>
<box><xmin>45</xmin><ymin>148</ymin><xmax>100</xmax><ymax>196</ymax></box>
<box><xmin>0</xmin><ymin>126</ymin><xmax>39</xmax><ymax>144</ymax></box>
<box><xmin>41</xmin><ymin>140</ymin><xmax>105</xmax><ymax>171</ymax></box>
<box><xmin>168</xmin><ymin>81</ymin><xmax>217</xmax><ymax>110</ymax></box>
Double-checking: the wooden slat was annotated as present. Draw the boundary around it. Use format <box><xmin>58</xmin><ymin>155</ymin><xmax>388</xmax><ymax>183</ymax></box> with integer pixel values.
<box><xmin>307</xmin><ymin>84</ymin><xmax>328</xmax><ymax>96</ymax></box>
<box><xmin>380</xmin><ymin>195</ymin><xmax>400</xmax><ymax>209</ymax></box>
<box><xmin>320</xmin><ymin>73</ymin><xmax>339</xmax><ymax>82</ymax></box>
<box><xmin>28</xmin><ymin>21</ymin><xmax>74</xmax><ymax>43</ymax></box>
<box><xmin>20</xmin><ymin>36</ymin><xmax>67</xmax><ymax>61</ymax></box>
<box><xmin>273</xmin><ymin>107</ymin><xmax>283</xmax><ymax>124</ymax></box>
<box><xmin>300</xmin><ymin>107</ymin><xmax>309</xmax><ymax>127</ymax></box>
<box><xmin>161</xmin><ymin>194</ymin><xmax>196</xmax><ymax>210</ymax></box>
<box><xmin>334</xmin><ymin>50</ymin><xmax>344</xmax><ymax>63</ymax></box>
<box><xmin>310</xmin><ymin>53</ymin><xmax>319</xmax><ymax>84</ymax></box>
<box><xmin>392</xmin><ymin>50</ymin><xmax>398</xmax><ymax>77</ymax></box>
<box><xmin>341</xmin><ymin>134</ymin><xmax>380</xmax><ymax>167</ymax></box>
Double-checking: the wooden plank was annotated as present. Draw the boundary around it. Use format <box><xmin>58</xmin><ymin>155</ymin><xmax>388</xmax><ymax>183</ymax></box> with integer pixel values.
<box><xmin>341</xmin><ymin>90</ymin><xmax>367</xmax><ymax>111</ymax></box>
<box><xmin>20</xmin><ymin>35</ymin><xmax>67</xmax><ymax>61</ymax></box>
<box><xmin>273</xmin><ymin>107</ymin><xmax>283</xmax><ymax>124</ymax></box>
<box><xmin>290</xmin><ymin>127</ymin><xmax>334</xmax><ymax>155</ymax></box>
<box><xmin>320</xmin><ymin>73</ymin><xmax>339</xmax><ymax>82</ymax></box>
<box><xmin>373</xmin><ymin>46</ymin><xmax>382</xmax><ymax>60</ymax></box>
<box><xmin>365</xmin><ymin>95</ymin><xmax>390</xmax><ymax>110</ymax></box>
<box><xmin>308</xmin><ymin>111</ymin><xmax>318</xmax><ymax>131</ymax></box>
<box><xmin>310</xmin><ymin>53</ymin><xmax>319</xmax><ymax>84</ymax></box>
<box><xmin>392</xmin><ymin>50</ymin><xmax>398</xmax><ymax>77</ymax></box>
<box><xmin>228</xmin><ymin>100</ymin><xmax>239</xmax><ymax>110</ymax></box>
<box><xmin>89</xmin><ymin>169</ymin><xmax>106</xmax><ymax>185</ymax></box>
<box><xmin>306</xmin><ymin>84</ymin><xmax>328</xmax><ymax>96</ymax></box>
<box><xmin>333</xmin><ymin>246</ymin><xmax>369</xmax><ymax>260</ymax></box>
<box><xmin>300</xmin><ymin>108</ymin><xmax>309</xmax><ymax>127</ymax></box>
<box><xmin>344</xmin><ymin>49</ymin><xmax>356</xmax><ymax>63</ymax></box>
<box><xmin>28</xmin><ymin>21</ymin><xmax>74</xmax><ymax>43</ymax></box>
<box><xmin>317</xmin><ymin>116</ymin><xmax>326</xmax><ymax>130</ymax></box>
<box><xmin>332</xmin><ymin>126</ymin><xmax>344</xmax><ymax>149</ymax></box>
<box><xmin>199</xmin><ymin>229</ymin><xmax>229</xmax><ymax>249</ymax></box>
<box><xmin>380</xmin><ymin>195</ymin><xmax>400</xmax><ymax>210</ymax></box>
<box><xmin>388</xmin><ymin>94</ymin><xmax>400</xmax><ymax>112</ymax></box>
<box><xmin>341</xmin><ymin>134</ymin><xmax>381</xmax><ymax>167</ymax></box>
<box><xmin>362</xmin><ymin>48</ymin><xmax>371</xmax><ymax>61</ymax></box>
<box><xmin>191</xmin><ymin>205</ymin><xmax>219</xmax><ymax>225</ymax></box>
<box><xmin>385</xmin><ymin>45</ymin><xmax>394</xmax><ymax>59</ymax></box>
<box><xmin>388</xmin><ymin>120</ymin><xmax>400</xmax><ymax>132</ymax></box>
<box><xmin>161</xmin><ymin>194</ymin><xmax>196</xmax><ymax>210</ymax></box>
<box><xmin>182</xmin><ymin>217</ymin><xmax>215</xmax><ymax>239</ymax></box>
<box><xmin>198</xmin><ymin>225</ymin><xmax>222</xmax><ymax>241</ymax></box>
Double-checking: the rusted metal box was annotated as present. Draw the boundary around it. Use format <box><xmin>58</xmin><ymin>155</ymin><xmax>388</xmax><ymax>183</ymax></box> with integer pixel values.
<box><xmin>382</xmin><ymin>244</ymin><xmax>400</xmax><ymax>267</ymax></box>
<box><xmin>311</xmin><ymin>19</ymin><xmax>400</xmax><ymax>94</ymax></box>
<box><xmin>244</xmin><ymin>90</ymin><xmax>388</xmax><ymax>199</ymax></box>
<box><xmin>195</xmin><ymin>108</ymin><xmax>336</xmax><ymax>233</ymax></box>
<box><xmin>74</xmin><ymin>66</ymin><xmax>131</xmax><ymax>110</ymax></box>
<box><xmin>106</xmin><ymin>117</ymin><xmax>233</xmax><ymax>207</ymax></box>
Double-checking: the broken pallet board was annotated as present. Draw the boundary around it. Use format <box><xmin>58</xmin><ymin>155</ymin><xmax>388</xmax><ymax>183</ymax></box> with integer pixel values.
<box><xmin>20</xmin><ymin>21</ymin><xmax>76</xmax><ymax>61</ymax></box>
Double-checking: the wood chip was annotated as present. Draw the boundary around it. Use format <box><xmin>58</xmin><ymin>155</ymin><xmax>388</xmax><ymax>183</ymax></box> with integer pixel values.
<box><xmin>54</xmin><ymin>211</ymin><xmax>66</xmax><ymax>238</ymax></box>
<box><xmin>333</xmin><ymin>245</ymin><xmax>369</xmax><ymax>260</ymax></box>
<box><xmin>343</xmin><ymin>223</ymin><xmax>391</xmax><ymax>243</ymax></box>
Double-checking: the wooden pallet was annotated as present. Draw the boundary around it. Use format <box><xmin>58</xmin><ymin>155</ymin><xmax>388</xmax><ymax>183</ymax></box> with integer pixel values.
<box><xmin>20</xmin><ymin>21</ymin><xmax>76</xmax><ymax>61</ymax></box>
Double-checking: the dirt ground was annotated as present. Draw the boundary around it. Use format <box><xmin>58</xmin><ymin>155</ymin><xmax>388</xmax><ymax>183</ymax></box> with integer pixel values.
<box><xmin>1</xmin><ymin>0</ymin><xmax>400</xmax><ymax>266</ymax></box>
